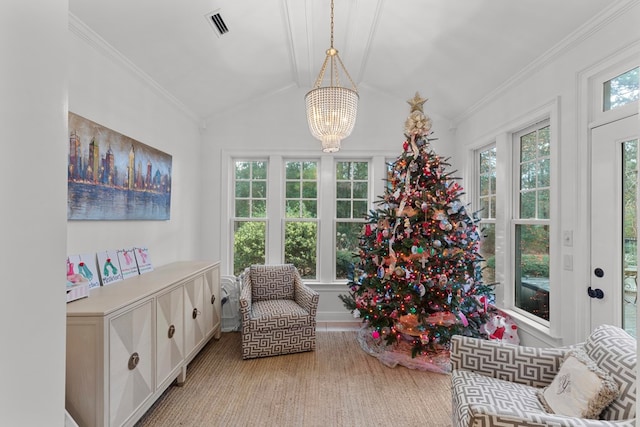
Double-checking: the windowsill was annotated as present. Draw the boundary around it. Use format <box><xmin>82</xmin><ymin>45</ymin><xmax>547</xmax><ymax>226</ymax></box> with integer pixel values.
<box><xmin>498</xmin><ymin>307</ymin><xmax>564</xmax><ymax>347</ymax></box>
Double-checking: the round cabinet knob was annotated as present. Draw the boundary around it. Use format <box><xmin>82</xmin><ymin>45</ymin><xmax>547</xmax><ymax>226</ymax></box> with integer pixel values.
<box><xmin>211</xmin><ymin>295</ymin><xmax>216</xmax><ymax>304</ymax></box>
<box><xmin>128</xmin><ymin>352</ymin><xmax>140</xmax><ymax>370</ymax></box>
<box><xmin>168</xmin><ymin>324</ymin><xmax>175</xmax><ymax>339</ymax></box>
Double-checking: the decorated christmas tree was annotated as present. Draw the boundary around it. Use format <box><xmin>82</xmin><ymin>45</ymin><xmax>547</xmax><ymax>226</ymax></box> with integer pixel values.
<box><xmin>340</xmin><ymin>93</ymin><xmax>495</xmax><ymax>358</ymax></box>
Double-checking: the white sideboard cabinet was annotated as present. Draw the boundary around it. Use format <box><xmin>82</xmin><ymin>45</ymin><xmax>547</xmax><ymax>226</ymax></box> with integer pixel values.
<box><xmin>66</xmin><ymin>261</ymin><xmax>221</xmax><ymax>427</ymax></box>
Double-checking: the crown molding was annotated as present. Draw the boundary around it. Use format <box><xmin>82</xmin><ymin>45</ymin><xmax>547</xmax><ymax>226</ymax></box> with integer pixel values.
<box><xmin>68</xmin><ymin>13</ymin><xmax>200</xmax><ymax>124</ymax></box>
<box><xmin>452</xmin><ymin>0</ymin><xmax>638</xmax><ymax>126</ymax></box>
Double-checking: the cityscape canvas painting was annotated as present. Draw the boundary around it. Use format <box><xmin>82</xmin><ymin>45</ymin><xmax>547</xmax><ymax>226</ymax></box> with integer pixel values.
<box><xmin>67</xmin><ymin>112</ymin><xmax>172</xmax><ymax>220</ymax></box>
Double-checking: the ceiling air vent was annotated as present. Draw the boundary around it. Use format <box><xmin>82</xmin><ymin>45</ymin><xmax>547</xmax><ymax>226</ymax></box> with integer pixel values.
<box><xmin>206</xmin><ymin>11</ymin><xmax>229</xmax><ymax>37</ymax></box>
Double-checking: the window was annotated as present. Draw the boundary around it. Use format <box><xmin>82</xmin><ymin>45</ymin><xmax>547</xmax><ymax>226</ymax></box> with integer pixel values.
<box><xmin>477</xmin><ymin>146</ymin><xmax>496</xmax><ymax>285</ymax></box>
<box><xmin>336</xmin><ymin>161</ymin><xmax>369</xmax><ymax>280</ymax></box>
<box><xmin>513</xmin><ymin>121</ymin><xmax>550</xmax><ymax>321</ymax></box>
<box><xmin>227</xmin><ymin>156</ymin><xmax>376</xmax><ymax>282</ymax></box>
<box><xmin>284</xmin><ymin>161</ymin><xmax>318</xmax><ymax>279</ymax></box>
<box><xmin>603</xmin><ymin>67</ymin><xmax>639</xmax><ymax>112</ymax></box>
<box><xmin>232</xmin><ymin>160</ymin><xmax>267</xmax><ymax>275</ymax></box>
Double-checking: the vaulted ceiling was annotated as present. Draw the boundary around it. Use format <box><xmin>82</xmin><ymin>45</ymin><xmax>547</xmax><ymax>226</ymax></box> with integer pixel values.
<box><xmin>69</xmin><ymin>0</ymin><xmax>614</xmax><ymax>124</ymax></box>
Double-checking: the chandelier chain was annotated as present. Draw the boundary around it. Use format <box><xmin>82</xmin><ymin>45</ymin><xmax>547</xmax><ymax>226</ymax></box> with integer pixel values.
<box><xmin>330</xmin><ymin>0</ymin><xmax>334</xmax><ymax>49</ymax></box>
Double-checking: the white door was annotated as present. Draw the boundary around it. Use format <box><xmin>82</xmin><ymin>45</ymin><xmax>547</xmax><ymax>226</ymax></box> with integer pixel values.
<box><xmin>590</xmin><ymin>114</ymin><xmax>638</xmax><ymax>335</ymax></box>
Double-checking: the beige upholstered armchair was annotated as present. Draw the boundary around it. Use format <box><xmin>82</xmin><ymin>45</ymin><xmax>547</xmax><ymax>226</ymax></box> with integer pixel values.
<box><xmin>451</xmin><ymin>324</ymin><xmax>636</xmax><ymax>426</ymax></box>
<box><xmin>239</xmin><ymin>264</ymin><xmax>319</xmax><ymax>359</ymax></box>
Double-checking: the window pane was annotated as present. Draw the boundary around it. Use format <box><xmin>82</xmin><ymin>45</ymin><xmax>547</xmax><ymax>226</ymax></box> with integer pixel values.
<box><xmin>538</xmin><ymin>126</ymin><xmax>551</xmax><ymax>157</ymax></box>
<box><xmin>352</xmin><ymin>182</ymin><xmax>368</xmax><ymax>199</ymax></box>
<box><xmin>520</xmin><ymin>162</ymin><xmax>537</xmax><ymax>190</ymax></box>
<box><xmin>480</xmin><ymin>150</ymin><xmax>494</xmax><ymax>174</ymax></box>
<box><xmin>352</xmin><ymin>201</ymin><xmax>368</xmax><ymax>218</ymax></box>
<box><xmin>336</xmin><ymin>162</ymin><xmax>350</xmax><ymax>180</ymax></box>
<box><xmin>235</xmin><ymin>200</ymin><xmax>250</xmax><ymax>217</ymax></box>
<box><xmin>235</xmin><ymin>162</ymin><xmax>250</xmax><ymax>179</ymax></box>
<box><xmin>538</xmin><ymin>189</ymin><xmax>550</xmax><ymax>219</ymax></box>
<box><xmin>235</xmin><ymin>160</ymin><xmax>268</xmax><ymax>220</ymax></box>
<box><xmin>518</xmin><ymin>122</ymin><xmax>550</xmax><ymax>221</ymax></box>
<box><xmin>302</xmin><ymin>182</ymin><xmax>317</xmax><ymax>198</ymax></box>
<box><xmin>336</xmin><ymin>182</ymin><xmax>351</xmax><ymax>199</ymax></box>
<box><xmin>538</xmin><ymin>158</ymin><xmax>550</xmax><ymax>187</ymax></box>
<box><xmin>514</xmin><ymin>224</ymin><xmax>549</xmax><ymax>321</ymax></box>
<box><xmin>520</xmin><ymin>132</ymin><xmax>537</xmax><ymax>162</ymax></box>
<box><xmin>252</xmin><ymin>161</ymin><xmax>267</xmax><ymax>179</ymax></box>
<box><xmin>478</xmin><ymin>146</ymin><xmax>497</xmax><ymax>220</ymax></box>
<box><xmin>479</xmin><ymin>223</ymin><xmax>496</xmax><ymax>284</ymax></box>
<box><xmin>336</xmin><ymin>222</ymin><xmax>362</xmax><ymax>280</ymax></box>
<box><xmin>336</xmin><ymin>201</ymin><xmax>351</xmax><ymax>218</ymax></box>
<box><xmin>604</xmin><ymin>67</ymin><xmax>639</xmax><ymax>111</ymax></box>
<box><xmin>285</xmin><ymin>160</ymin><xmax>318</xmax><ymax>221</ymax></box>
<box><xmin>302</xmin><ymin>200</ymin><xmax>317</xmax><ymax>217</ymax></box>
<box><xmin>285</xmin><ymin>162</ymin><xmax>300</xmax><ymax>179</ymax></box>
<box><xmin>520</xmin><ymin>191</ymin><xmax>536</xmax><ymax>218</ymax></box>
<box><xmin>480</xmin><ymin>175</ymin><xmax>489</xmax><ymax>196</ymax></box>
<box><xmin>233</xmin><ymin>221</ymin><xmax>266</xmax><ymax>275</ymax></box>
<box><xmin>285</xmin><ymin>221</ymin><xmax>317</xmax><ymax>279</ymax></box>
<box><xmin>235</xmin><ymin>181</ymin><xmax>250</xmax><ymax>198</ymax></box>
<box><xmin>352</xmin><ymin>162</ymin><xmax>369</xmax><ymax>180</ymax></box>
<box><xmin>285</xmin><ymin>200</ymin><xmax>300</xmax><ymax>218</ymax></box>
<box><xmin>302</xmin><ymin>161</ymin><xmax>317</xmax><ymax>179</ymax></box>
<box><xmin>480</xmin><ymin>197</ymin><xmax>490</xmax><ymax>219</ymax></box>
<box><xmin>286</xmin><ymin>182</ymin><xmax>300</xmax><ymax>198</ymax></box>
<box><xmin>490</xmin><ymin>196</ymin><xmax>496</xmax><ymax>220</ymax></box>
<box><xmin>252</xmin><ymin>200</ymin><xmax>267</xmax><ymax>217</ymax></box>
<box><xmin>252</xmin><ymin>181</ymin><xmax>267</xmax><ymax>198</ymax></box>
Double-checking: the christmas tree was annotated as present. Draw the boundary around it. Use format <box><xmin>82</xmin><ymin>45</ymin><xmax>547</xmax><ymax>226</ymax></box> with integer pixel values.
<box><xmin>340</xmin><ymin>93</ymin><xmax>494</xmax><ymax>357</ymax></box>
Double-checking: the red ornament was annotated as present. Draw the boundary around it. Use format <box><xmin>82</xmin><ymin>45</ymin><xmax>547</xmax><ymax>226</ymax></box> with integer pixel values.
<box><xmin>403</xmin><ymin>141</ymin><xmax>409</xmax><ymax>151</ymax></box>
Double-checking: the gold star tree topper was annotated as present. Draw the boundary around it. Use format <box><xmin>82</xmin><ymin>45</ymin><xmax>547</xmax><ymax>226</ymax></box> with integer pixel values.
<box><xmin>407</xmin><ymin>92</ymin><xmax>428</xmax><ymax>113</ymax></box>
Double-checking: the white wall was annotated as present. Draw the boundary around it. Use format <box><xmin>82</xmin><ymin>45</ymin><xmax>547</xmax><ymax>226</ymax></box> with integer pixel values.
<box><xmin>0</xmin><ymin>2</ymin><xmax>68</xmax><ymax>426</ymax></box>
<box><xmin>453</xmin><ymin>2</ymin><xmax>640</xmax><ymax>346</ymax></box>
<box><xmin>67</xmin><ymin>20</ymin><xmax>204</xmax><ymax>267</ymax></box>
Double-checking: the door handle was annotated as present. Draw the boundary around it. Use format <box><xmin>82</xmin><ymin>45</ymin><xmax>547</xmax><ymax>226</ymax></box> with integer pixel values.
<box><xmin>587</xmin><ymin>286</ymin><xmax>604</xmax><ymax>299</ymax></box>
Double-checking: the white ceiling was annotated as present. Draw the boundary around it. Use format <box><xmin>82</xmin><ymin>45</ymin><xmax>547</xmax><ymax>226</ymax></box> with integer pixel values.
<box><xmin>69</xmin><ymin>0</ymin><xmax>614</xmax><ymax>123</ymax></box>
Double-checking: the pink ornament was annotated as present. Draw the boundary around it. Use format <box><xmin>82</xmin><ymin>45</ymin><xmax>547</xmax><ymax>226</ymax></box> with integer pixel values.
<box><xmin>372</xmin><ymin>330</ymin><xmax>380</xmax><ymax>339</ymax></box>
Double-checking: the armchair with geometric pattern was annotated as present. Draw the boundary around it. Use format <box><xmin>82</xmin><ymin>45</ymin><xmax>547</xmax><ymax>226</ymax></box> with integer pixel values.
<box><xmin>239</xmin><ymin>264</ymin><xmax>319</xmax><ymax>359</ymax></box>
<box><xmin>451</xmin><ymin>324</ymin><xmax>636</xmax><ymax>426</ymax></box>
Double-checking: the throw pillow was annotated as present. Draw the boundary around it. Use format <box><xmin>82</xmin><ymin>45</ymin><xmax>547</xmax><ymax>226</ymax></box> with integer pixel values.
<box><xmin>538</xmin><ymin>348</ymin><xmax>619</xmax><ymax>419</ymax></box>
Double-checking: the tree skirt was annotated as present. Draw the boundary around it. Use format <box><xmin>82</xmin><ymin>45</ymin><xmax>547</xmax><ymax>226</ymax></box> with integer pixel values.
<box><xmin>356</xmin><ymin>325</ymin><xmax>452</xmax><ymax>374</ymax></box>
<box><xmin>356</xmin><ymin>307</ymin><xmax>519</xmax><ymax>374</ymax></box>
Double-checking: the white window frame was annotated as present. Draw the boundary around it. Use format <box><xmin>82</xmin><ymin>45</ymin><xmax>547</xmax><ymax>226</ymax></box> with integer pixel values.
<box><xmin>510</xmin><ymin>118</ymin><xmax>553</xmax><ymax>327</ymax></box>
<box><xmin>221</xmin><ymin>150</ymin><xmax>391</xmax><ymax>284</ymax></box>
<box><xmin>467</xmin><ymin>98</ymin><xmax>560</xmax><ymax>342</ymax></box>
<box><xmin>474</xmin><ymin>143</ymin><xmax>497</xmax><ymax>286</ymax></box>
<box><xmin>283</xmin><ymin>159</ymin><xmax>320</xmax><ymax>279</ymax></box>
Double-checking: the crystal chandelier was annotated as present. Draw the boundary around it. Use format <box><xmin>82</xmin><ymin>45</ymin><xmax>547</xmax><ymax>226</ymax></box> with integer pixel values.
<box><xmin>305</xmin><ymin>0</ymin><xmax>358</xmax><ymax>153</ymax></box>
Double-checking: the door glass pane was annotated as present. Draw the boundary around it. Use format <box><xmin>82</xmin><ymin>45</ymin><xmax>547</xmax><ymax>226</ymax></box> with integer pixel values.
<box><xmin>622</xmin><ymin>139</ymin><xmax>637</xmax><ymax>337</ymax></box>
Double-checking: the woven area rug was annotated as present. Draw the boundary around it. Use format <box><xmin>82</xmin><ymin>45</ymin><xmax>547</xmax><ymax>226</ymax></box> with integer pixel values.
<box><xmin>135</xmin><ymin>331</ymin><xmax>452</xmax><ymax>426</ymax></box>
